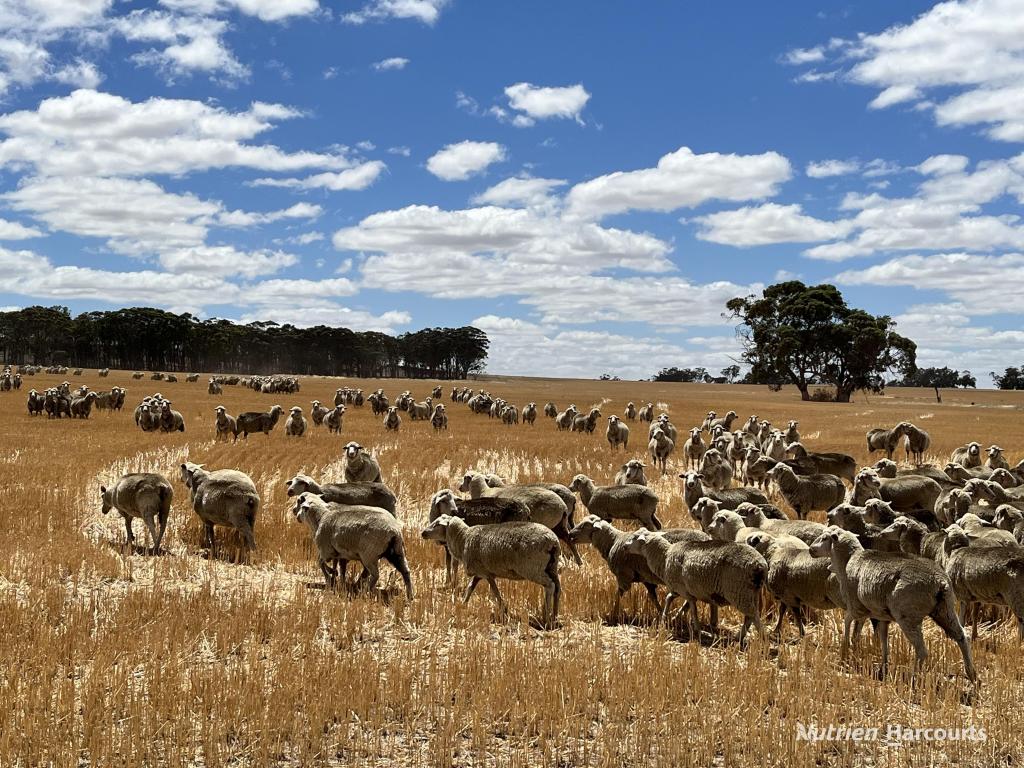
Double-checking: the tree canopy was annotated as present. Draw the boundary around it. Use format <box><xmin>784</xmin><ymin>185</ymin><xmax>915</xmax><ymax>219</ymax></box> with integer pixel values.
<box><xmin>889</xmin><ymin>367</ymin><xmax>976</xmax><ymax>389</ymax></box>
<box><xmin>991</xmin><ymin>366</ymin><xmax>1024</xmax><ymax>390</ymax></box>
<box><xmin>652</xmin><ymin>367</ymin><xmax>712</xmax><ymax>383</ymax></box>
<box><xmin>726</xmin><ymin>281</ymin><xmax>917</xmax><ymax>402</ymax></box>
<box><xmin>0</xmin><ymin>306</ymin><xmax>488</xmax><ymax>379</ymax></box>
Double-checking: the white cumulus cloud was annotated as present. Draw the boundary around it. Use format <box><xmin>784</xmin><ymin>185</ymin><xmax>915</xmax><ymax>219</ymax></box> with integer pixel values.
<box><xmin>426</xmin><ymin>141</ymin><xmax>506</xmax><ymax>181</ymax></box>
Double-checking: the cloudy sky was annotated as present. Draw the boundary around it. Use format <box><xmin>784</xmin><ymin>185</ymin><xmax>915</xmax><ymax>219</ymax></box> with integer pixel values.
<box><xmin>1</xmin><ymin>0</ymin><xmax>1023</xmax><ymax>380</ymax></box>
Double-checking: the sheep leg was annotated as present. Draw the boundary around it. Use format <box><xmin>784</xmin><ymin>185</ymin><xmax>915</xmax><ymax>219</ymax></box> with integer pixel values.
<box><xmin>930</xmin><ymin>592</ymin><xmax>978</xmax><ymax>681</ymax></box>
<box><xmin>122</xmin><ymin>515</ymin><xmax>135</xmax><ymax>549</ymax></box>
<box><xmin>320</xmin><ymin>558</ymin><xmax>336</xmax><ymax>589</ymax></box>
<box><xmin>156</xmin><ymin>505</ymin><xmax>169</xmax><ymax>554</ymax></box>
<box><xmin>877</xmin><ymin>621</ymin><xmax>891</xmax><ymax>680</ymax></box>
<box><xmin>793</xmin><ymin>606</ymin><xmax>807</xmax><ymax>637</ymax></box>
<box><xmin>485</xmin><ymin>577</ymin><xmax>508</xmax><ymax>619</ymax></box>
<box><xmin>462</xmin><ymin>576</ymin><xmax>482</xmax><ymax>605</ymax></box>
<box><xmin>897</xmin><ymin>619</ymin><xmax>929</xmax><ymax>677</ymax></box>
<box><xmin>204</xmin><ymin>523</ymin><xmax>216</xmax><ymax>556</ymax></box>
<box><xmin>661</xmin><ymin>592</ymin><xmax>678</xmax><ymax>627</ymax></box>
<box><xmin>360</xmin><ymin>560</ymin><xmax>380</xmax><ymax>595</ymax></box>
<box><xmin>384</xmin><ymin>545</ymin><xmax>414</xmax><ymax>601</ymax></box>
<box><xmin>772</xmin><ymin>605</ymin><xmax>788</xmax><ymax>637</ymax></box>
<box><xmin>642</xmin><ymin>583</ymin><xmax>662</xmax><ymax>614</ymax></box>
<box><xmin>142</xmin><ymin>514</ymin><xmax>159</xmax><ymax>555</ymax></box>
<box><xmin>841</xmin><ymin>614</ymin><xmax>853</xmax><ymax>658</ymax></box>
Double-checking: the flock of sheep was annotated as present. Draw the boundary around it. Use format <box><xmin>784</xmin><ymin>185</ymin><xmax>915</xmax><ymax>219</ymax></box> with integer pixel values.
<box><xmin>76</xmin><ymin>371</ymin><xmax>1024</xmax><ymax>684</ymax></box>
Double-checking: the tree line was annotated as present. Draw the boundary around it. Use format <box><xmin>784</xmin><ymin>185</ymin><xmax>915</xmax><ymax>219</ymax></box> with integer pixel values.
<box><xmin>0</xmin><ymin>306</ymin><xmax>489</xmax><ymax>379</ymax></box>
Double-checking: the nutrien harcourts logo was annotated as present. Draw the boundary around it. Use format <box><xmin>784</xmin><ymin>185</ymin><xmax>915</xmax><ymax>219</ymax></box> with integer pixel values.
<box><xmin>796</xmin><ymin>723</ymin><xmax>987</xmax><ymax>744</ymax></box>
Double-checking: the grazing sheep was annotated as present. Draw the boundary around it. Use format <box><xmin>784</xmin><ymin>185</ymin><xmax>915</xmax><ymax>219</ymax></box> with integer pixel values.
<box><xmin>422</xmin><ymin>516</ymin><xmax>561</xmax><ymax>627</ymax></box>
<box><xmin>569</xmin><ymin>515</ymin><xmax>708</xmax><ymax>616</ymax></box>
<box><xmin>428</xmin><ymin>489</ymin><xmax>530</xmax><ymax>584</ymax></box>
<box><xmin>954</xmin><ymin>513</ymin><xmax>1018</xmax><ymax>547</ymax></box>
<box><xmin>624</xmin><ymin>528</ymin><xmax>767</xmax><ymax>646</ymax></box>
<box><xmin>986</xmin><ymin>445</ymin><xmax>1009</xmax><ymax>471</ymax></box>
<box><xmin>679</xmin><ymin>471</ymin><xmax>767</xmax><ymax>515</ymax></box>
<box><xmin>851</xmin><ymin>469</ymin><xmax>943</xmax><ymax>513</ymax></box>
<box><xmin>344</xmin><ymin>443</ymin><xmax>383</xmax><ymax>483</ymax></box>
<box><xmin>521</xmin><ymin>402</ymin><xmax>537</xmax><ymax>426</ymax></box>
<box><xmin>284</xmin><ymin>406</ymin><xmax>307</xmax><ymax>437</ymax></box>
<box><xmin>186</xmin><ymin>373</ymin><xmax>199</xmax><ymax>382</ymax></box>
<box><xmin>383</xmin><ymin>406</ymin><xmax>401</xmax><ymax>431</ymax></box>
<box><xmin>746</xmin><ymin>531</ymin><xmax>843</xmax><ymax>638</ymax></box>
<box><xmin>132</xmin><ymin>372</ymin><xmax>144</xmax><ymax>380</ymax></box>
<box><xmin>614</xmin><ymin>459</ymin><xmax>647</xmax><ymax>487</ymax></box>
<box><xmin>942</xmin><ymin>524</ymin><xmax>1024</xmax><ymax>640</ymax></box>
<box><xmin>959</xmin><ymin>478</ymin><xmax>1024</xmax><ymax>512</ymax></box>
<box><xmin>866</xmin><ymin>424</ymin><xmax>907</xmax><ymax>459</ymax></box>
<box><xmin>767</xmin><ymin>463</ymin><xmax>845</xmax><ymax>521</ymax></box>
<box><xmin>310</xmin><ymin>400</ymin><xmax>330</xmax><ymax>426</ymax></box>
<box><xmin>570</xmin><ymin>474</ymin><xmax>661</xmax><ymax>530</ymax></box>
<box><xmin>682</xmin><ymin>428</ymin><xmax>706</xmax><ymax>470</ymax></box>
<box><xmin>736</xmin><ymin>503</ymin><xmax>824</xmax><ymax>544</ymax></box>
<box><xmin>606</xmin><ymin>415</ymin><xmax>629</xmax><ymax>450</ymax></box>
<box><xmin>293</xmin><ymin>494</ymin><xmax>412</xmax><ymax>599</ymax></box>
<box><xmin>100</xmin><ymin>473</ymin><xmax>173</xmax><ymax>553</ymax></box>
<box><xmin>235</xmin><ymin>405</ymin><xmax>283</xmax><ymax>438</ymax></box>
<box><xmin>285</xmin><ymin>474</ymin><xmax>397</xmax><ymax>516</ymax></box>
<box><xmin>809</xmin><ymin>526</ymin><xmax>976</xmax><ymax>681</ymax></box>
<box><xmin>707</xmin><ymin>509</ymin><xmax>808</xmax><ymax>550</ymax></box>
<box><xmin>697</xmin><ymin>448</ymin><xmax>733</xmax><ymax>491</ymax></box>
<box><xmin>624</xmin><ymin>402</ymin><xmax>637</xmax><ymax>421</ymax></box>
<box><xmin>543</xmin><ymin>402</ymin><xmax>557</xmax><ymax>419</ymax></box>
<box><xmin>325</xmin><ymin>405</ymin><xmax>346</xmax><ymax>434</ymax></box>
<box><xmin>214</xmin><ymin>406</ymin><xmax>237</xmax><ymax>442</ymax></box>
<box><xmin>785</xmin><ymin>442</ymin><xmax>856</xmax><ymax>485</ymax></box>
<box><xmin>951</xmin><ymin>441</ymin><xmax>983</xmax><ymax>469</ymax></box>
<box><xmin>826</xmin><ymin>503</ymin><xmax>903</xmax><ymax>553</ymax></box>
<box><xmin>902</xmin><ymin>422</ymin><xmax>931</xmax><ymax>465</ymax></box>
<box><xmin>180</xmin><ymin>463</ymin><xmax>259</xmax><ymax>555</ymax></box>
<box><xmin>648</xmin><ymin>428</ymin><xmax>675</xmax><ymax>474</ymax></box>
<box><xmin>638</xmin><ymin>403</ymin><xmax>654</xmax><ymax>423</ymax></box>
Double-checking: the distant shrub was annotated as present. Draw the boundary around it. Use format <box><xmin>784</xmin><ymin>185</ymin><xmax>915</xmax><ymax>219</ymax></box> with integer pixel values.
<box><xmin>810</xmin><ymin>387</ymin><xmax>837</xmax><ymax>402</ymax></box>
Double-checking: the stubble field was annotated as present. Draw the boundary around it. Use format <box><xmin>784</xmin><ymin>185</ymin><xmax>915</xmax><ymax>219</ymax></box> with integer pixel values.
<box><xmin>1</xmin><ymin>370</ymin><xmax>1023</xmax><ymax>767</ymax></box>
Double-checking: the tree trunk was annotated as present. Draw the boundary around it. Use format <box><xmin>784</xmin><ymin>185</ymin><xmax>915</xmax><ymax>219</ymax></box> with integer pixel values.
<box><xmin>934</xmin><ymin>386</ymin><xmax>942</xmax><ymax>403</ymax></box>
<box><xmin>798</xmin><ymin>384</ymin><xmax>810</xmax><ymax>401</ymax></box>
<box><xmin>835</xmin><ymin>386</ymin><xmax>854</xmax><ymax>403</ymax></box>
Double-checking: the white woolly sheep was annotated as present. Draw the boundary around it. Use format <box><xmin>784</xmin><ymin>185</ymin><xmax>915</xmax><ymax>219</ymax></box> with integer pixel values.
<box><xmin>100</xmin><ymin>473</ymin><xmax>173</xmax><ymax>554</ymax></box>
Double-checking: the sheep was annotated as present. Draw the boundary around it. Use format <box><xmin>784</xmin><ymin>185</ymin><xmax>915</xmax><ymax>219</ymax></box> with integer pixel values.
<box><xmin>501</xmin><ymin>405</ymin><xmax>519</xmax><ymax>425</ymax></box>
<box><xmin>735</xmin><ymin>506</ymin><xmax>824</xmax><ymax>554</ymax></box>
<box><xmin>762</xmin><ymin>430</ymin><xmax>787</xmax><ymax>461</ymax></box>
<box><xmin>464</xmin><ymin>474</ymin><xmax>580</xmax><ymax>562</ymax></box>
<box><xmin>569</xmin><ymin>515</ymin><xmax>709</xmax><ymax>616</ymax></box>
<box><xmin>214</xmin><ymin>406</ymin><xmax>237</xmax><ymax>442</ymax></box>
<box><xmin>427</xmin><ymin>489</ymin><xmax>530</xmax><ymax>583</ymax></box>
<box><xmin>994</xmin><ymin>505</ymin><xmax>1024</xmax><ymax>545</ymax></box>
<box><xmin>901</xmin><ymin>422</ymin><xmax>931</xmax><ymax>465</ymax></box>
<box><xmin>638</xmin><ymin>403</ymin><xmax>654</xmax><ymax>423</ymax></box>
<box><xmin>866</xmin><ymin>424</ymin><xmax>906</xmax><ymax>459</ymax></box>
<box><xmin>809</xmin><ymin>526</ymin><xmax>976</xmax><ymax>681</ymax></box>
<box><xmin>697</xmin><ymin>448</ymin><xmax>733</xmax><ymax>491</ymax></box>
<box><xmin>873</xmin><ymin>458</ymin><xmax>955</xmax><ymax>487</ymax></box>
<box><xmin>960</xmin><ymin>478</ymin><xmax>1024</xmax><ymax>512</ymax></box>
<box><xmin>26</xmin><ymin>389</ymin><xmax>44</xmax><ymax>416</ymax></box>
<box><xmin>543</xmin><ymin>402</ymin><xmax>557</xmax><ymax>418</ymax></box>
<box><xmin>624</xmin><ymin>528</ymin><xmax>767</xmax><ymax>646</ymax></box>
<box><xmin>648</xmin><ymin>427</ymin><xmax>674</xmax><ymax>474</ymax></box>
<box><xmin>431</xmin><ymin>403</ymin><xmax>449</xmax><ymax>431</ymax></box>
<box><xmin>421</xmin><ymin>515</ymin><xmax>561</xmax><ymax>627</ymax></box>
<box><xmin>235</xmin><ymin>405</ymin><xmax>283</xmax><ymax>438</ymax></box>
<box><xmin>70</xmin><ymin>391</ymin><xmax>98</xmax><ymax>418</ymax></box>
<box><xmin>409</xmin><ymin>400</ymin><xmax>431</xmax><ymax>421</ymax></box>
<box><xmin>745</xmin><ymin>531</ymin><xmax>843</xmax><ymax>638</ymax></box>
<box><xmin>285</xmin><ymin>406</ymin><xmax>307</xmax><ymax>437</ymax></box>
<box><xmin>988</xmin><ymin>469</ymin><xmax>1019</xmax><ymax>488</ymax></box>
<box><xmin>682</xmin><ymin>427</ymin><xmax>706</xmax><ymax>470</ymax></box>
<box><xmin>180</xmin><ymin>462</ymin><xmax>259</xmax><ymax>556</ymax></box>
<box><xmin>158</xmin><ymin>402</ymin><xmax>185</xmax><ymax>433</ymax></box>
<box><xmin>208</xmin><ymin>379</ymin><xmax>222</xmax><ymax>395</ymax></box>
<box><xmin>293</xmin><ymin>494</ymin><xmax>412</xmax><ymax>600</ymax></box>
<box><xmin>707</xmin><ymin>509</ymin><xmax>808</xmax><ymax>550</ymax></box>
<box><xmin>614</xmin><ymin>459</ymin><xmax>647</xmax><ymax>486</ymax></box>
<box><xmin>709</xmin><ymin>410</ymin><xmax>738</xmax><ymax>432</ymax></box>
<box><xmin>955</xmin><ymin>513</ymin><xmax>1019</xmax><ymax>548</ymax></box>
<box><xmin>942</xmin><ymin>523</ymin><xmax>1024</xmax><ymax>641</ymax></box>
<box><xmin>679</xmin><ymin>471</ymin><xmax>767</xmax><ymax>515</ymax></box>
<box><xmin>569</xmin><ymin>474</ymin><xmax>661</xmax><ymax>530</ymax></box>
<box><xmin>555</xmin><ymin>405</ymin><xmax>578</xmax><ymax>431</ymax></box>
<box><xmin>606</xmin><ymin>415</ymin><xmax>629</xmax><ymax>450</ymax></box>
<box><xmin>285</xmin><ymin>474</ymin><xmax>397</xmax><ymax>516</ymax></box>
<box><xmin>310</xmin><ymin>400</ymin><xmax>330</xmax><ymax>426</ymax></box>
<box><xmin>951</xmin><ymin>441</ymin><xmax>983</xmax><ymax>469</ymax></box>
<box><xmin>850</xmin><ymin>469</ymin><xmax>943</xmax><ymax>514</ymax></box>
<box><xmin>325</xmin><ymin>404</ymin><xmax>346</xmax><ymax>434</ymax></box>
<box><xmin>785</xmin><ymin>442</ymin><xmax>856</xmax><ymax>485</ymax></box>
<box><xmin>340</xmin><ymin>443</ymin><xmax>381</xmax><ymax>485</ymax></box>
<box><xmin>571</xmin><ymin>407</ymin><xmax>602</xmax><ymax>434</ymax></box>
<box><xmin>986</xmin><ymin>445</ymin><xmax>1009</xmax><ymax>471</ymax></box>
<box><xmin>520</xmin><ymin>402</ymin><xmax>537</xmax><ymax>426</ymax></box>
<box><xmin>826</xmin><ymin>503</ymin><xmax>903</xmax><ymax>553</ymax></box>
<box><xmin>784</xmin><ymin>420</ymin><xmax>800</xmax><ymax>445</ymax></box>
<box><xmin>943</xmin><ymin>462</ymin><xmax>992</xmax><ymax>485</ymax></box>
<box><xmin>383</xmin><ymin>406</ymin><xmax>401</xmax><ymax>431</ymax></box>
<box><xmin>100</xmin><ymin>473</ymin><xmax>173</xmax><ymax>554</ymax></box>
<box><xmin>624</xmin><ymin>402</ymin><xmax>637</xmax><ymax>421</ymax></box>
<box><xmin>862</xmin><ymin>496</ymin><xmax>940</xmax><ymax>532</ymax></box>
<box><xmin>877</xmin><ymin>516</ymin><xmax>948</xmax><ymax>559</ymax></box>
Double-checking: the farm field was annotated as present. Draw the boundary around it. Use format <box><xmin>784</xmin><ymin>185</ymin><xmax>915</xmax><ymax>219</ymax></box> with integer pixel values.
<box><xmin>1</xmin><ymin>370</ymin><xmax>1023</xmax><ymax>767</ymax></box>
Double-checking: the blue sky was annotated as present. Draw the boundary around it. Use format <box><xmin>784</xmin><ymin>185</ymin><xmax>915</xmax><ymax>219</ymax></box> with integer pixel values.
<box><xmin>1</xmin><ymin>0</ymin><xmax>1023</xmax><ymax>380</ymax></box>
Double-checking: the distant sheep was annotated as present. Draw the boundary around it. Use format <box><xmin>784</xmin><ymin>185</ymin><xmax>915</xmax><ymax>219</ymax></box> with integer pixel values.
<box><xmin>236</xmin><ymin>405</ymin><xmax>283</xmax><ymax>438</ymax></box>
<box><xmin>606</xmin><ymin>415</ymin><xmax>629</xmax><ymax>450</ymax></box>
<box><xmin>285</xmin><ymin>406</ymin><xmax>307</xmax><ymax>437</ymax></box>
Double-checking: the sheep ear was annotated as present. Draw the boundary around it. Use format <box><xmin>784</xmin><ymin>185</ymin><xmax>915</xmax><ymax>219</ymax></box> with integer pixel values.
<box><xmin>99</xmin><ymin>485</ymin><xmax>106</xmax><ymax>493</ymax></box>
